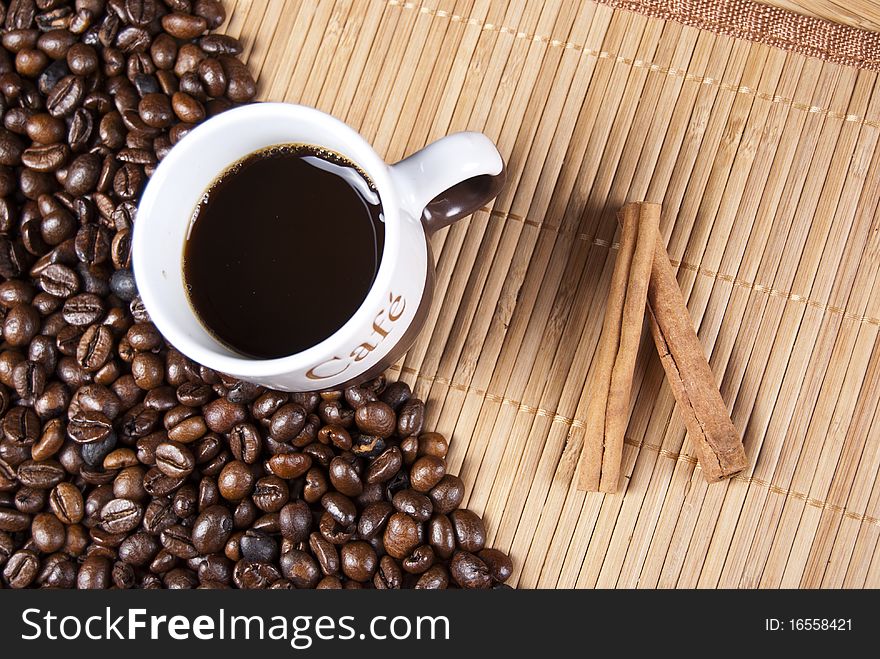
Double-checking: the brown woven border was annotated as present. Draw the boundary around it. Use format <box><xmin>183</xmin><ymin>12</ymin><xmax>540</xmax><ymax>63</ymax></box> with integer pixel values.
<box><xmin>596</xmin><ymin>0</ymin><xmax>880</xmax><ymax>71</ymax></box>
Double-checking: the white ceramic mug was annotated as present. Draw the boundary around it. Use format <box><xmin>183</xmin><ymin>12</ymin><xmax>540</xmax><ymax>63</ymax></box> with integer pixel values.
<box><xmin>133</xmin><ymin>103</ymin><xmax>504</xmax><ymax>391</ymax></box>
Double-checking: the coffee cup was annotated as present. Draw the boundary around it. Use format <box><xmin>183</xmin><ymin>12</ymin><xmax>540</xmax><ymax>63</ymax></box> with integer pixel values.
<box><xmin>133</xmin><ymin>103</ymin><xmax>504</xmax><ymax>391</ymax></box>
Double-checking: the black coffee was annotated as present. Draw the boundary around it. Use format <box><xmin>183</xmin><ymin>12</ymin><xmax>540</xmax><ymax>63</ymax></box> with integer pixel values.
<box><xmin>183</xmin><ymin>144</ymin><xmax>385</xmax><ymax>359</ymax></box>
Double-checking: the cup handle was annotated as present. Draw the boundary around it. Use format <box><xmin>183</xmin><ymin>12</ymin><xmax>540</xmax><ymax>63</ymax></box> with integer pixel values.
<box><xmin>391</xmin><ymin>132</ymin><xmax>506</xmax><ymax>234</ymax></box>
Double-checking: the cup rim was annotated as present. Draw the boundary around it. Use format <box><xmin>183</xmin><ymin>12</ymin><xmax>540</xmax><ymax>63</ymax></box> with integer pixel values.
<box><xmin>133</xmin><ymin>102</ymin><xmax>403</xmax><ymax>378</ymax></box>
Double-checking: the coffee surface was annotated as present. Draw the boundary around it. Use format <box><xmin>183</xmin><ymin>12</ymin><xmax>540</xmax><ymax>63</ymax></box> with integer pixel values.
<box><xmin>183</xmin><ymin>145</ymin><xmax>385</xmax><ymax>359</ymax></box>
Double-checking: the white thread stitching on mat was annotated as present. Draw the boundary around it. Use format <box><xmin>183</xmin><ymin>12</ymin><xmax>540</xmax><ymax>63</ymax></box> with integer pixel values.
<box><xmin>386</xmin><ymin>0</ymin><xmax>880</xmax><ymax>129</ymax></box>
<box><xmin>386</xmin><ymin>363</ymin><xmax>880</xmax><ymax>527</ymax></box>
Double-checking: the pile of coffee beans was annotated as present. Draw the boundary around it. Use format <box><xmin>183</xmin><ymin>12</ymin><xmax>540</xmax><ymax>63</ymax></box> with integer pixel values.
<box><xmin>0</xmin><ymin>0</ymin><xmax>512</xmax><ymax>589</ymax></box>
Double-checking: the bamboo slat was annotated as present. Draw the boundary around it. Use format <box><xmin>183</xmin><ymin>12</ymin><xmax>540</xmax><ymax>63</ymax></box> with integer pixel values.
<box><xmin>224</xmin><ymin>0</ymin><xmax>880</xmax><ymax>588</ymax></box>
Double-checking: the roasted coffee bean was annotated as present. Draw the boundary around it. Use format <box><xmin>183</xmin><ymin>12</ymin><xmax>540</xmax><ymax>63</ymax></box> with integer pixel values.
<box><xmin>314</xmin><ymin>399</ymin><xmax>350</xmax><ymax>424</ymax></box>
<box><xmin>76</xmin><ymin>323</ymin><xmax>113</xmax><ymax>372</ymax></box>
<box><xmin>197</xmin><ymin>56</ymin><xmax>225</xmax><ymax>96</ymax></box>
<box><xmin>68</xmin><ymin>410</ymin><xmax>112</xmax><ymax>443</ymax></box>
<box><xmin>266</xmin><ymin>452</ymin><xmax>311</xmax><ymax>480</ymax></box>
<box><xmin>372</xmin><ymin>555</ymin><xmax>402</xmax><ymax>589</ymax></box>
<box><xmin>14</xmin><ymin>486</ymin><xmax>47</xmax><ymax>514</ymax></box>
<box><xmin>232</xmin><ymin>558</ymin><xmax>280</xmax><ymax>589</ymax></box>
<box><xmin>268</xmin><ymin>403</ymin><xmax>305</xmax><ymax>441</ymax></box>
<box><xmin>275</xmin><ymin>500</ymin><xmax>309</xmax><ymax>545</ymax></box>
<box><xmin>318</xmin><ymin>510</ymin><xmax>354</xmax><ymax>545</ymax></box>
<box><xmin>150</xmin><ymin>32</ymin><xmax>177</xmax><ymax>70</ymax></box>
<box><xmin>22</xmin><ymin>142</ymin><xmax>69</xmax><ymax>172</ymax></box>
<box><xmin>142</xmin><ymin>497</ymin><xmax>174</xmax><ymax>534</ymax></box>
<box><xmin>175</xmin><ymin>382</ymin><xmax>211</xmax><ymax>407</ymax></box>
<box><xmin>307</xmin><ymin>531</ymin><xmax>338</xmax><ymax>576</ymax></box>
<box><xmin>415</xmin><ymin>564</ymin><xmax>449</xmax><ymax>589</ymax></box>
<box><xmin>112</xmin><ymin>560</ymin><xmax>136</xmax><ymax>589</ymax></box>
<box><xmin>328</xmin><ymin>456</ymin><xmax>362</xmax><ymax>498</ymax></box>
<box><xmin>162</xmin><ymin>12</ymin><xmax>208</xmax><ymax>40</ymax></box>
<box><xmin>38</xmin><ymin>554</ymin><xmax>77</xmax><ymax>588</ymax></box>
<box><xmin>113</xmin><ymin>162</ymin><xmax>143</xmax><ymax>199</ymax></box>
<box><xmin>366</xmin><ymin>446</ymin><xmax>402</xmax><ymax>484</ymax></box>
<box><xmin>402</xmin><ymin>544</ymin><xmax>435</xmax><ymax>574</ymax></box>
<box><xmin>198</xmin><ymin>554</ymin><xmax>233</xmax><ymax>584</ymax></box>
<box><xmin>428</xmin><ymin>514</ymin><xmax>455</xmax><ymax>560</ymax></box>
<box><xmin>103</xmin><ymin>447</ymin><xmax>137</xmax><ymax>470</ymax></box>
<box><xmin>67</xmin><ymin>43</ymin><xmax>98</xmax><ymax>76</ymax></box>
<box><xmin>113</xmin><ymin>465</ymin><xmax>147</xmax><ymax>501</ymax></box>
<box><xmin>279</xmin><ymin>549</ymin><xmax>320</xmax><ymax>589</ymax></box>
<box><xmin>49</xmin><ymin>481</ymin><xmax>83</xmax><ymax>524</ymax></box>
<box><xmin>397</xmin><ymin>398</ymin><xmax>425</xmax><ymax>437</ymax></box>
<box><xmin>354</xmin><ymin>401</ymin><xmax>396</xmax><ymax>439</ymax></box>
<box><xmin>171</xmin><ymin>482</ymin><xmax>196</xmax><ymax>517</ymax></box>
<box><xmin>25</xmin><ymin>113</ymin><xmax>64</xmax><ymax>145</ymax></box>
<box><xmin>4</xmin><ymin>549</ymin><xmax>39</xmax><ymax>588</ymax></box>
<box><xmin>17</xmin><ymin>459</ymin><xmax>65</xmax><ymax>488</ymax></box>
<box><xmin>0</xmin><ymin>508</ymin><xmax>31</xmax><ymax>532</ymax></box>
<box><xmin>199</xmin><ymin>34</ymin><xmax>242</xmax><ymax>56</ymax></box>
<box><xmin>218</xmin><ymin>55</ymin><xmax>256</xmax><ymax>102</ymax></box>
<box><xmin>410</xmin><ymin>455</ymin><xmax>446</xmax><ymax>492</ymax></box>
<box><xmin>63</xmin><ymin>292</ymin><xmax>104</xmax><ymax>325</ymax></box>
<box><xmin>116</xmin><ymin>26</ymin><xmax>150</xmax><ymax>54</ymax></box>
<box><xmin>131</xmin><ymin>351</ymin><xmax>163</xmax><ymax>389</ymax></box>
<box><xmin>203</xmin><ymin>397</ymin><xmax>246</xmax><ymax>433</ymax></box>
<box><xmin>251</xmin><ymin>475</ymin><xmax>288</xmax><ymax>513</ymax></box>
<box><xmin>16</xmin><ymin>48</ymin><xmax>49</xmax><ymax>77</ymax></box>
<box><xmin>32</xmin><ymin>418</ymin><xmax>65</xmax><ymax>461</ymax></box>
<box><xmin>240</xmin><ymin>530</ymin><xmax>277</xmax><ymax>563</ymax></box>
<box><xmin>75</xmin><ymin>224</ymin><xmax>111</xmax><ymax>265</ymax></box>
<box><xmin>155</xmin><ymin>440</ymin><xmax>194</xmax><ymax>478</ymax></box>
<box><xmin>13</xmin><ymin>359</ymin><xmax>46</xmax><ymax>399</ymax></box>
<box><xmin>3</xmin><ymin>304</ymin><xmax>40</xmax><ymax>346</ymax></box>
<box><xmin>100</xmin><ymin>498</ymin><xmax>142</xmax><ymax>533</ymax></box>
<box><xmin>380</xmin><ymin>380</ymin><xmax>410</xmax><ymax>411</ymax></box>
<box><xmin>149</xmin><ymin>548</ymin><xmax>177</xmax><ymax>574</ymax></box>
<box><xmin>77</xmin><ymin>554</ymin><xmax>111</xmax><ymax>589</ymax></box>
<box><xmin>450</xmin><ymin>509</ymin><xmax>486</xmax><ymax>553</ymax></box>
<box><xmin>317</xmin><ymin>424</ymin><xmax>351</xmax><ymax>450</ymax></box>
<box><xmin>4</xmin><ymin>406</ymin><xmax>40</xmax><ymax>444</ymax></box>
<box><xmin>450</xmin><ymin>550</ymin><xmax>491</xmax><ymax>589</ymax></box>
<box><xmin>47</xmin><ymin>74</ymin><xmax>84</xmax><ymax>117</ymax></box>
<box><xmin>192</xmin><ymin>504</ymin><xmax>233</xmax><ymax>554</ymax></box>
<box><xmin>38</xmin><ymin>263</ymin><xmax>78</xmax><ymax>297</ymax></box>
<box><xmin>160</xmin><ymin>523</ymin><xmax>197</xmax><ymax>559</ymax></box>
<box><xmin>393</xmin><ymin>489</ymin><xmax>433</xmax><ymax>522</ymax></box>
<box><xmin>117</xmin><ymin>531</ymin><xmax>159</xmax><ymax>567</ymax></box>
<box><xmin>429</xmin><ymin>474</ymin><xmax>464</xmax><ymax>515</ymax></box>
<box><xmin>38</xmin><ymin>29</ymin><xmax>77</xmax><ymax>60</ymax></box>
<box><xmin>358</xmin><ymin>502</ymin><xmax>393</xmax><ymax>541</ymax></box>
<box><xmin>217</xmin><ymin>460</ymin><xmax>253</xmax><ymax>501</ymax></box>
<box><xmin>319</xmin><ymin>491</ymin><xmax>355</xmax><ymax>528</ymax></box>
<box><xmin>478</xmin><ymin>548</ymin><xmax>513</xmax><ymax>583</ymax></box>
<box><xmin>227</xmin><ymin>422</ymin><xmax>260</xmax><ymax>464</ymax></box>
<box><xmin>142</xmin><ymin>466</ymin><xmax>185</xmax><ymax>497</ymax></box>
<box><xmin>383</xmin><ymin>512</ymin><xmax>420</xmax><ymax>560</ymax></box>
<box><xmin>340</xmin><ymin>541</ymin><xmax>377</xmax><ymax>582</ymax></box>
<box><xmin>32</xmin><ymin>511</ymin><xmax>66</xmax><ymax>552</ymax></box>
<box><xmin>138</xmin><ymin>92</ymin><xmax>172</xmax><ymax>128</ymax></box>
<box><xmin>111</xmin><ymin>228</ymin><xmax>132</xmax><ymax>269</ymax></box>
<box><xmin>167</xmin><ymin>415</ymin><xmax>207</xmax><ymax>444</ymax></box>
<box><xmin>195</xmin><ymin>0</ymin><xmax>227</xmax><ymax>29</ymax></box>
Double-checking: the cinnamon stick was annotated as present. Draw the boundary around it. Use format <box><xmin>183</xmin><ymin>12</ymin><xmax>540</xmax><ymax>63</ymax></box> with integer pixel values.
<box><xmin>646</xmin><ymin>234</ymin><xmax>748</xmax><ymax>482</ymax></box>
<box><xmin>577</xmin><ymin>203</ymin><xmax>659</xmax><ymax>493</ymax></box>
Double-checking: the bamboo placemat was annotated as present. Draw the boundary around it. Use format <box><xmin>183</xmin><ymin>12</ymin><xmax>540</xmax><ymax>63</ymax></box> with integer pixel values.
<box><xmin>220</xmin><ymin>0</ymin><xmax>880</xmax><ymax>588</ymax></box>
